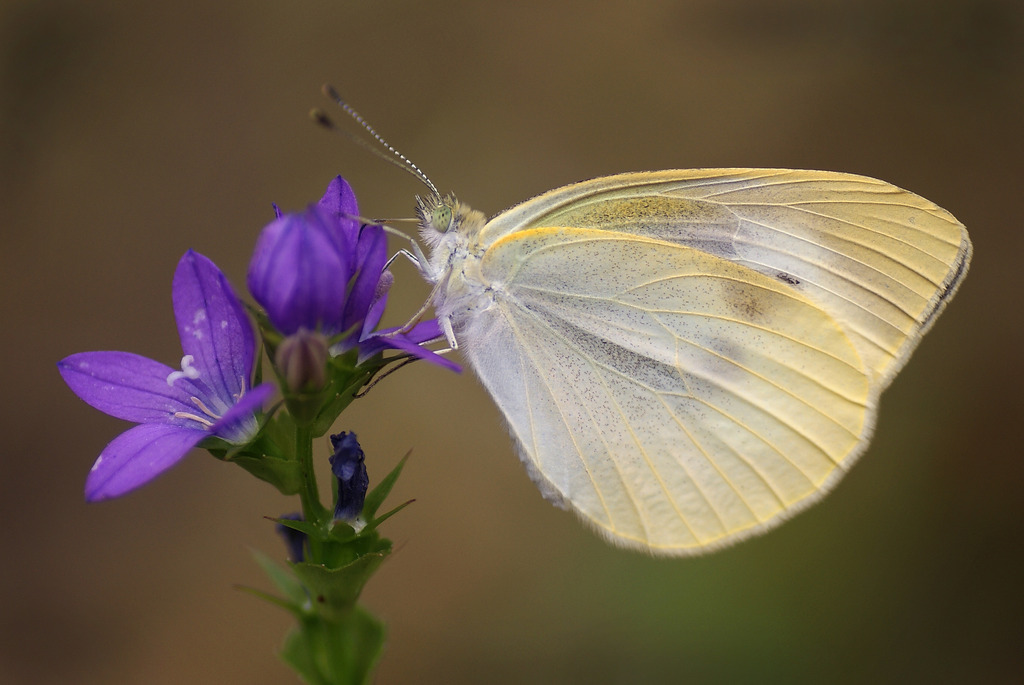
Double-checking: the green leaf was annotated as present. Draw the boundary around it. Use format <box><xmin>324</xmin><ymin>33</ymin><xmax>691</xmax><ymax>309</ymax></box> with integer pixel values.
<box><xmin>362</xmin><ymin>451</ymin><xmax>410</xmax><ymax>519</ymax></box>
<box><xmin>280</xmin><ymin>607</ymin><xmax>385</xmax><ymax>685</ymax></box>
<box><xmin>235</xmin><ymin>584</ymin><xmax>301</xmax><ymax>615</ymax></box>
<box><xmin>251</xmin><ymin>549</ymin><xmax>308</xmax><ymax>608</ymax></box>
<box><xmin>227</xmin><ymin>454</ymin><xmax>304</xmax><ymax>495</ymax></box>
<box><xmin>280</xmin><ymin>624</ymin><xmax>329</xmax><ymax>685</ymax></box>
<box><xmin>324</xmin><ymin>606</ymin><xmax>386</xmax><ymax>685</ymax></box>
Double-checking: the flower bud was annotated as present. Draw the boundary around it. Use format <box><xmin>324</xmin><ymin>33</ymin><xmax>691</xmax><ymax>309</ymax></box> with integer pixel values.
<box><xmin>329</xmin><ymin>431</ymin><xmax>368</xmax><ymax>525</ymax></box>
<box><xmin>247</xmin><ymin>208</ymin><xmax>350</xmax><ymax>336</ymax></box>
<box><xmin>275</xmin><ymin>329</ymin><xmax>329</xmax><ymax>394</ymax></box>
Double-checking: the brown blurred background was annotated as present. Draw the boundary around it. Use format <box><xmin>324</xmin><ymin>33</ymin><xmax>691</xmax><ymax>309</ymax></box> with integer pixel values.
<box><xmin>3</xmin><ymin>1</ymin><xmax>1022</xmax><ymax>683</ymax></box>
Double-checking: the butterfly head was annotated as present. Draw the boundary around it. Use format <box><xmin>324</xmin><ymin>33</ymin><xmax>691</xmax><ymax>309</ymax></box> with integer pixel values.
<box><xmin>414</xmin><ymin>192</ymin><xmax>488</xmax><ymax>286</ymax></box>
<box><xmin>416</xmin><ymin>192</ymin><xmax>457</xmax><ymax>235</ymax></box>
<box><xmin>416</xmin><ymin>193</ymin><xmax>486</xmax><ymax>246</ymax></box>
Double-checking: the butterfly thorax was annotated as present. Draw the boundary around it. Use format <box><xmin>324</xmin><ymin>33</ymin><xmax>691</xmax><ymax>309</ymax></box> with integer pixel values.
<box><xmin>416</xmin><ymin>193</ymin><xmax>492</xmax><ymax>328</ymax></box>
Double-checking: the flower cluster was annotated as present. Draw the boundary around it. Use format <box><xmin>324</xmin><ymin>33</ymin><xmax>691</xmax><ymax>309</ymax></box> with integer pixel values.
<box><xmin>59</xmin><ymin>176</ymin><xmax>454</xmax><ymax>502</ymax></box>
<box><xmin>59</xmin><ymin>174</ymin><xmax>453</xmax><ymax>684</ymax></box>
<box><xmin>248</xmin><ymin>177</ymin><xmax>450</xmax><ymax>367</ymax></box>
<box><xmin>59</xmin><ymin>165</ymin><xmax>458</xmax><ymax>683</ymax></box>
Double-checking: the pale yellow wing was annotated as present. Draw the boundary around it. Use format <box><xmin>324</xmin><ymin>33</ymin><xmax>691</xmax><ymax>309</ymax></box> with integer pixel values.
<box><xmin>482</xmin><ymin>169</ymin><xmax>971</xmax><ymax>390</ymax></box>
<box><xmin>458</xmin><ymin>226</ymin><xmax>872</xmax><ymax>554</ymax></box>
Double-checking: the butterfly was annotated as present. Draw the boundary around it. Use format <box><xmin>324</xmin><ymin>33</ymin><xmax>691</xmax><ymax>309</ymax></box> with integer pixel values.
<box><xmin>411</xmin><ymin>168</ymin><xmax>971</xmax><ymax>556</ymax></box>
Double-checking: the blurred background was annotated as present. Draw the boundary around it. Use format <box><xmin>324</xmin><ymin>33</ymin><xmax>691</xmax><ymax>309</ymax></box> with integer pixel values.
<box><xmin>3</xmin><ymin>1</ymin><xmax>1021</xmax><ymax>683</ymax></box>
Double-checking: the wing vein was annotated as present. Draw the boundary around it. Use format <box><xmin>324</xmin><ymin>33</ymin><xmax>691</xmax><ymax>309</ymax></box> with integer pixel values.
<box><xmin>508</xmin><ymin>301</ymin><xmax>718</xmax><ymax>541</ymax></box>
<box><xmin>500</xmin><ymin>308</ymin><xmax>638</xmax><ymax>534</ymax></box>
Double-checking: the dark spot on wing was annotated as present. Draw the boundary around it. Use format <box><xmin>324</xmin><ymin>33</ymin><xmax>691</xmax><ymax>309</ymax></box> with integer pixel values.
<box><xmin>776</xmin><ymin>272</ymin><xmax>800</xmax><ymax>285</ymax></box>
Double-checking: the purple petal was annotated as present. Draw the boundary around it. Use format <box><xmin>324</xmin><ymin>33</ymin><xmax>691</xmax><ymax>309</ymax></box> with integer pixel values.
<box><xmin>58</xmin><ymin>351</ymin><xmax>200</xmax><ymax>424</ymax></box>
<box><xmin>317</xmin><ymin>176</ymin><xmax>359</xmax><ymax>223</ymax></box>
<box><xmin>317</xmin><ymin>177</ymin><xmax>361</xmax><ymax>272</ymax></box>
<box><xmin>382</xmin><ymin>335</ymin><xmax>461</xmax><ymax>371</ymax></box>
<box><xmin>173</xmin><ymin>251</ymin><xmax>256</xmax><ymax>404</ymax></box>
<box><xmin>403</xmin><ymin>319</ymin><xmax>444</xmax><ymax>345</ymax></box>
<box><xmin>359</xmin><ymin>323</ymin><xmax>461</xmax><ymax>372</ymax></box>
<box><xmin>360</xmin><ymin>270</ymin><xmax>393</xmax><ymax>336</ymax></box>
<box><xmin>247</xmin><ymin>211</ymin><xmax>350</xmax><ymax>335</ymax></box>
<box><xmin>369</xmin><ymin>319</ymin><xmax>444</xmax><ymax>345</ymax></box>
<box><xmin>210</xmin><ymin>382</ymin><xmax>275</xmax><ymax>443</ymax></box>
<box><xmin>85</xmin><ymin>423</ymin><xmax>206</xmax><ymax>501</ymax></box>
<box><xmin>342</xmin><ymin>225</ymin><xmax>387</xmax><ymax>333</ymax></box>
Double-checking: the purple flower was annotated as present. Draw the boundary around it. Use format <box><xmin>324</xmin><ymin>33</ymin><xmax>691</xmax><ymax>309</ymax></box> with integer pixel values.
<box><xmin>247</xmin><ymin>176</ymin><xmax>459</xmax><ymax>371</ymax></box>
<box><xmin>58</xmin><ymin>251</ymin><xmax>275</xmax><ymax>501</ymax></box>
<box><xmin>329</xmin><ymin>432</ymin><xmax>368</xmax><ymax>523</ymax></box>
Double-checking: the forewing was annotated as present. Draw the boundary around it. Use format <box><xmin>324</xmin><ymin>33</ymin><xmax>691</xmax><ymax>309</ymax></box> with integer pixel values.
<box><xmin>483</xmin><ymin>169</ymin><xmax>971</xmax><ymax>390</ymax></box>
<box><xmin>463</xmin><ymin>227</ymin><xmax>871</xmax><ymax>554</ymax></box>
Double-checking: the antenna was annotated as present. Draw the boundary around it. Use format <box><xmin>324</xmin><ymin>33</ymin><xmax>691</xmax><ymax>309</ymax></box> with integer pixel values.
<box><xmin>313</xmin><ymin>84</ymin><xmax>440</xmax><ymax>197</ymax></box>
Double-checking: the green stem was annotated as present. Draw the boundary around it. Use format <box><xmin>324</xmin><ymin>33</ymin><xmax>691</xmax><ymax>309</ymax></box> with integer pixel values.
<box><xmin>296</xmin><ymin>423</ymin><xmax>326</xmax><ymax>561</ymax></box>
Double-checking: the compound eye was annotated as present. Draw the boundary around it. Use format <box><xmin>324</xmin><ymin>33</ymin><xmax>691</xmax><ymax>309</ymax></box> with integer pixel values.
<box><xmin>432</xmin><ymin>204</ymin><xmax>454</xmax><ymax>233</ymax></box>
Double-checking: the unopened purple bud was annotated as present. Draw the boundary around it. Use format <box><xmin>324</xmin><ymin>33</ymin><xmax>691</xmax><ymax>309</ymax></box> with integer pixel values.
<box><xmin>329</xmin><ymin>432</ymin><xmax>368</xmax><ymax>523</ymax></box>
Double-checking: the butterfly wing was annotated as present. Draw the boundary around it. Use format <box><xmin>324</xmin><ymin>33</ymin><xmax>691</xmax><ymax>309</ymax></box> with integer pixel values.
<box><xmin>454</xmin><ymin>169</ymin><xmax>969</xmax><ymax>554</ymax></box>
<box><xmin>482</xmin><ymin>169</ymin><xmax>972</xmax><ymax>391</ymax></box>
<box><xmin>459</xmin><ymin>225</ymin><xmax>872</xmax><ymax>553</ymax></box>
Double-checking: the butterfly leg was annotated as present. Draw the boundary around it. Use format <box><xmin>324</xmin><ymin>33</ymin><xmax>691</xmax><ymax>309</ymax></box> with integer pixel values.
<box><xmin>440</xmin><ymin>315</ymin><xmax>458</xmax><ymax>349</ymax></box>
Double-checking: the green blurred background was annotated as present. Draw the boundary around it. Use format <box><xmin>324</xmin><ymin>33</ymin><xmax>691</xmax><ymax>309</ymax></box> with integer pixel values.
<box><xmin>3</xmin><ymin>1</ymin><xmax>1021</xmax><ymax>683</ymax></box>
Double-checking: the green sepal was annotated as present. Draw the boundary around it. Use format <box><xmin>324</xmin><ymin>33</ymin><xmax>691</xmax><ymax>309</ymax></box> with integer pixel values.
<box><xmin>364</xmin><ymin>499</ymin><xmax>415</xmax><ymax>533</ymax></box>
<box><xmin>269</xmin><ymin>515</ymin><xmax>321</xmax><ymax>539</ymax></box>
<box><xmin>280</xmin><ymin>605</ymin><xmax>385</xmax><ymax>685</ymax></box>
<box><xmin>246</xmin><ymin>303</ymin><xmax>283</xmax><ymax>357</ymax></box>
<box><xmin>318</xmin><ymin>529</ymin><xmax>392</xmax><ymax>574</ymax></box>
<box><xmin>292</xmin><ymin>552</ymin><xmax>389</xmax><ymax>616</ymax></box>
<box><xmin>308</xmin><ymin>351</ymin><xmax>399</xmax><ymax>437</ymax></box>
<box><xmin>326</xmin><ymin>520</ymin><xmax>357</xmax><ymax>544</ymax></box>
<box><xmin>204</xmin><ymin>434</ymin><xmax>302</xmax><ymax>495</ymax></box>
<box><xmin>248</xmin><ymin>550</ymin><xmax>389</xmax><ymax>684</ymax></box>
<box><xmin>309</xmin><ymin>353</ymin><xmax>373</xmax><ymax>437</ymax></box>
<box><xmin>284</xmin><ymin>385</ymin><xmax>338</xmax><ymax>427</ymax></box>
<box><xmin>362</xmin><ymin>451</ymin><xmax>410</xmax><ymax>520</ymax></box>
<box><xmin>201</xmin><ymin>404</ymin><xmax>307</xmax><ymax>495</ymax></box>
<box><xmin>252</xmin><ymin>336</ymin><xmax>266</xmax><ymax>387</ymax></box>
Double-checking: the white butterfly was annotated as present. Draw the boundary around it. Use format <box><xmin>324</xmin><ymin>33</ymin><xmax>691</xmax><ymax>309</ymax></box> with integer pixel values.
<box><xmin>410</xmin><ymin>168</ymin><xmax>970</xmax><ymax>555</ymax></box>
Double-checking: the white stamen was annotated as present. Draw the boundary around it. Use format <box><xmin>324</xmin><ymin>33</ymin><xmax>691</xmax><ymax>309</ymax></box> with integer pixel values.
<box><xmin>173</xmin><ymin>411</ymin><xmax>215</xmax><ymax>428</ymax></box>
<box><xmin>189</xmin><ymin>395</ymin><xmax>221</xmax><ymax>420</ymax></box>
<box><xmin>172</xmin><ymin>396</ymin><xmax>223</xmax><ymax>429</ymax></box>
